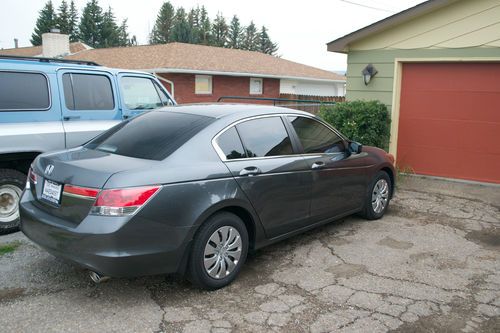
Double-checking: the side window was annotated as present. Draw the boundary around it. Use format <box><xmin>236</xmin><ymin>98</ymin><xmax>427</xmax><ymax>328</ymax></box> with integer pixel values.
<box><xmin>237</xmin><ymin>117</ymin><xmax>293</xmax><ymax>158</ymax></box>
<box><xmin>153</xmin><ymin>82</ymin><xmax>174</xmax><ymax>106</ymax></box>
<box><xmin>216</xmin><ymin>127</ymin><xmax>246</xmax><ymax>160</ymax></box>
<box><xmin>249</xmin><ymin>78</ymin><xmax>263</xmax><ymax>94</ymax></box>
<box><xmin>120</xmin><ymin>76</ymin><xmax>165</xmax><ymax>110</ymax></box>
<box><xmin>288</xmin><ymin>116</ymin><xmax>345</xmax><ymax>154</ymax></box>
<box><xmin>62</xmin><ymin>73</ymin><xmax>114</xmax><ymax>110</ymax></box>
<box><xmin>0</xmin><ymin>71</ymin><xmax>50</xmax><ymax>111</ymax></box>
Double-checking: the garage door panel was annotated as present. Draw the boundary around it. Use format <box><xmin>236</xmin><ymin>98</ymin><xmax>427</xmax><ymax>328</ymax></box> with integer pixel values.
<box><xmin>398</xmin><ymin>62</ymin><xmax>500</xmax><ymax>183</ymax></box>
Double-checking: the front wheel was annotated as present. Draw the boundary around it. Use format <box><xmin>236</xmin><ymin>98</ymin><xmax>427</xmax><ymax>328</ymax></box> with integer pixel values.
<box><xmin>361</xmin><ymin>171</ymin><xmax>392</xmax><ymax>220</ymax></box>
<box><xmin>0</xmin><ymin>169</ymin><xmax>26</xmax><ymax>235</ymax></box>
<box><xmin>188</xmin><ymin>212</ymin><xmax>248</xmax><ymax>290</ymax></box>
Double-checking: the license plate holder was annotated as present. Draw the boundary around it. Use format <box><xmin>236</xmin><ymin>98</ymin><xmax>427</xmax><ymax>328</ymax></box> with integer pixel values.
<box><xmin>41</xmin><ymin>179</ymin><xmax>63</xmax><ymax>206</ymax></box>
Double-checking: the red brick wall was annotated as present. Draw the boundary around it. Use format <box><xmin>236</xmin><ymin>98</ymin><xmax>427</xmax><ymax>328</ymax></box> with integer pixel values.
<box><xmin>157</xmin><ymin>73</ymin><xmax>279</xmax><ymax>104</ymax></box>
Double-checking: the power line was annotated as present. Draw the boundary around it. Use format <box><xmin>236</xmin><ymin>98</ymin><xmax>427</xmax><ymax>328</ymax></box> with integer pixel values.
<box><xmin>339</xmin><ymin>0</ymin><xmax>396</xmax><ymax>13</ymax></box>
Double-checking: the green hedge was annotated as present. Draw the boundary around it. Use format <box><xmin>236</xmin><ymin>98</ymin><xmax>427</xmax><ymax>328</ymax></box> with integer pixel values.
<box><xmin>319</xmin><ymin>100</ymin><xmax>391</xmax><ymax>150</ymax></box>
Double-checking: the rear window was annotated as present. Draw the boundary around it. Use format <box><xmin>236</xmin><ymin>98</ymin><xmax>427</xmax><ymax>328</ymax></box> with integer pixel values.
<box><xmin>62</xmin><ymin>73</ymin><xmax>114</xmax><ymax>110</ymax></box>
<box><xmin>0</xmin><ymin>71</ymin><xmax>50</xmax><ymax>111</ymax></box>
<box><xmin>85</xmin><ymin>111</ymin><xmax>214</xmax><ymax>160</ymax></box>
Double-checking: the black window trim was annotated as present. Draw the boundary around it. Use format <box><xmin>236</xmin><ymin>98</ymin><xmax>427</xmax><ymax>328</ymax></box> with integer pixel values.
<box><xmin>61</xmin><ymin>70</ymin><xmax>116</xmax><ymax>111</ymax></box>
<box><xmin>285</xmin><ymin>115</ymin><xmax>349</xmax><ymax>155</ymax></box>
<box><xmin>0</xmin><ymin>70</ymin><xmax>52</xmax><ymax>112</ymax></box>
<box><xmin>212</xmin><ymin>114</ymin><xmax>306</xmax><ymax>162</ymax></box>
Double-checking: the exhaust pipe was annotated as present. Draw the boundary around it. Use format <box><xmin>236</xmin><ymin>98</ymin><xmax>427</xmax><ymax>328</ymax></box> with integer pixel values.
<box><xmin>89</xmin><ymin>271</ymin><xmax>110</xmax><ymax>284</ymax></box>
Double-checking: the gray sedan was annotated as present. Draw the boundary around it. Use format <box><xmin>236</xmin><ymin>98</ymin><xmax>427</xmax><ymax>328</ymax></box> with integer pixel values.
<box><xmin>20</xmin><ymin>104</ymin><xmax>395</xmax><ymax>289</ymax></box>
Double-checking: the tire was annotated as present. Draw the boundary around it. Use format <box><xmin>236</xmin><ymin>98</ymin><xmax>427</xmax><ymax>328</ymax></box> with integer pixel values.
<box><xmin>188</xmin><ymin>212</ymin><xmax>249</xmax><ymax>290</ymax></box>
<box><xmin>361</xmin><ymin>170</ymin><xmax>392</xmax><ymax>220</ymax></box>
<box><xmin>0</xmin><ymin>169</ymin><xmax>26</xmax><ymax>235</ymax></box>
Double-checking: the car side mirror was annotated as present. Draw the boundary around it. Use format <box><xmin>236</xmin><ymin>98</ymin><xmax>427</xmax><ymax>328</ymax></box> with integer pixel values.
<box><xmin>348</xmin><ymin>141</ymin><xmax>363</xmax><ymax>154</ymax></box>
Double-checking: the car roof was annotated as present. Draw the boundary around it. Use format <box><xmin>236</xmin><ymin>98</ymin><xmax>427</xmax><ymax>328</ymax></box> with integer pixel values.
<box><xmin>157</xmin><ymin>103</ymin><xmax>315</xmax><ymax>120</ymax></box>
<box><xmin>0</xmin><ymin>57</ymin><xmax>152</xmax><ymax>76</ymax></box>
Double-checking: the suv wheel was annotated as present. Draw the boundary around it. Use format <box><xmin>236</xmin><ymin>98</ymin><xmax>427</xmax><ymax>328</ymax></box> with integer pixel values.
<box><xmin>361</xmin><ymin>170</ymin><xmax>392</xmax><ymax>220</ymax></box>
<box><xmin>0</xmin><ymin>169</ymin><xmax>26</xmax><ymax>235</ymax></box>
<box><xmin>188</xmin><ymin>212</ymin><xmax>248</xmax><ymax>289</ymax></box>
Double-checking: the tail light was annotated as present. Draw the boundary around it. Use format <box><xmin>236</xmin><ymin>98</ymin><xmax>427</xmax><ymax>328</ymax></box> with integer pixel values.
<box><xmin>90</xmin><ymin>186</ymin><xmax>160</xmax><ymax>216</ymax></box>
<box><xmin>63</xmin><ymin>184</ymin><xmax>99</xmax><ymax>199</ymax></box>
<box><xmin>27</xmin><ymin>167</ymin><xmax>38</xmax><ymax>189</ymax></box>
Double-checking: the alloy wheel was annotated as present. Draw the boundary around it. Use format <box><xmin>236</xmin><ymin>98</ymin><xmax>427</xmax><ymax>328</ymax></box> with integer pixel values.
<box><xmin>371</xmin><ymin>179</ymin><xmax>389</xmax><ymax>214</ymax></box>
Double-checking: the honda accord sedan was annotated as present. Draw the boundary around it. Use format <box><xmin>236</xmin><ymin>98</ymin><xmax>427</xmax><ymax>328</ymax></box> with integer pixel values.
<box><xmin>20</xmin><ymin>104</ymin><xmax>395</xmax><ymax>289</ymax></box>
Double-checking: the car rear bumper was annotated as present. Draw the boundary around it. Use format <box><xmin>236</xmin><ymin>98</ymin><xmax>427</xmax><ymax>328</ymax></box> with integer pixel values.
<box><xmin>19</xmin><ymin>192</ymin><xmax>194</xmax><ymax>278</ymax></box>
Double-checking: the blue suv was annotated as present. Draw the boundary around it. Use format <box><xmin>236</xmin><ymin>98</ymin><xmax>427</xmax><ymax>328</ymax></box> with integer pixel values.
<box><xmin>0</xmin><ymin>55</ymin><xmax>176</xmax><ymax>234</ymax></box>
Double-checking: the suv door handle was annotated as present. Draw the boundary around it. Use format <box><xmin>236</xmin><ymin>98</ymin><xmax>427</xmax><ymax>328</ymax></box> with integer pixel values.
<box><xmin>311</xmin><ymin>161</ymin><xmax>326</xmax><ymax>169</ymax></box>
<box><xmin>63</xmin><ymin>115</ymin><xmax>81</xmax><ymax>121</ymax></box>
<box><xmin>239</xmin><ymin>166</ymin><xmax>261</xmax><ymax>176</ymax></box>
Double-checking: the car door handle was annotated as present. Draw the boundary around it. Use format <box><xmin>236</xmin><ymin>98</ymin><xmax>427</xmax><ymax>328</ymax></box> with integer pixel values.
<box><xmin>63</xmin><ymin>115</ymin><xmax>81</xmax><ymax>121</ymax></box>
<box><xmin>311</xmin><ymin>161</ymin><xmax>326</xmax><ymax>169</ymax></box>
<box><xmin>239</xmin><ymin>166</ymin><xmax>261</xmax><ymax>176</ymax></box>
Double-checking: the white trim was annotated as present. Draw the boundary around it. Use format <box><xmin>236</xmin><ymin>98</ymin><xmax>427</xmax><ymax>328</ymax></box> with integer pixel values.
<box><xmin>153</xmin><ymin>72</ymin><xmax>175</xmax><ymax>98</ymax></box>
<box><xmin>389</xmin><ymin>56</ymin><xmax>500</xmax><ymax>160</ymax></box>
<box><xmin>144</xmin><ymin>68</ymin><xmax>345</xmax><ymax>83</ymax></box>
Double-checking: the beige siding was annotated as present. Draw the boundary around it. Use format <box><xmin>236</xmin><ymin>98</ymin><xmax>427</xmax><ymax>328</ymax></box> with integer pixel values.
<box><xmin>350</xmin><ymin>0</ymin><xmax>500</xmax><ymax>51</ymax></box>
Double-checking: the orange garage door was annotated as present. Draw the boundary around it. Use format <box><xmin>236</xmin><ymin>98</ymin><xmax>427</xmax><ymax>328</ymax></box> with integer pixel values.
<box><xmin>397</xmin><ymin>62</ymin><xmax>500</xmax><ymax>184</ymax></box>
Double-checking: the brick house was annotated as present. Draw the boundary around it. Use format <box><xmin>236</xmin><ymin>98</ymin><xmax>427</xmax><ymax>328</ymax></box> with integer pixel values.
<box><xmin>1</xmin><ymin>33</ymin><xmax>345</xmax><ymax>104</ymax></box>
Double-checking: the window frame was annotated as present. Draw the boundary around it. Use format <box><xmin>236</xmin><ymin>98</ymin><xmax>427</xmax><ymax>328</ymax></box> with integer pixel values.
<box><xmin>286</xmin><ymin>115</ymin><xmax>348</xmax><ymax>155</ymax></box>
<box><xmin>0</xmin><ymin>70</ymin><xmax>51</xmax><ymax>112</ymax></box>
<box><xmin>195</xmin><ymin>75</ymin><xmax>213</xmax><ymax>95</ymax></box>
<box><xmin>249</xmin><ymin>77</ymin><xmax>263</xmax><ymax>95</ymax></box>
<box><xmin>212</xmin><ymin>114</ymin><xmax>303</xmax><ymax>162</ymax></box>
<box><xmin>62</xmin><ymin>72</ymin><xmax>115</xmax><ymax>111</ymax></box>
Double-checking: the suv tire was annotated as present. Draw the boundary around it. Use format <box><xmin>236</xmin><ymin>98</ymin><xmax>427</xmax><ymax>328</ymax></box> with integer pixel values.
<box><xmin>0</xmin><ymin>169</ymin><xmax>26</xmax><ymax>235</ymax></box>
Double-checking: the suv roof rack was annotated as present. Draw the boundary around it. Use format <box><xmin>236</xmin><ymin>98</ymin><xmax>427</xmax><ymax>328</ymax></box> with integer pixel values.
<box><xmin>0</xmin><ymin>55</ymin><xmax>100</xmax><ymax>66</ymax></box>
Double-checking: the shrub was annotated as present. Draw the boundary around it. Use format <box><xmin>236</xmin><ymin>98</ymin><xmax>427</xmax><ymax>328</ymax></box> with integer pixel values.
<box><xmin>319</xmin><ymin>100</ymin><xmax>391</xmax><ymax>150</ymax></box>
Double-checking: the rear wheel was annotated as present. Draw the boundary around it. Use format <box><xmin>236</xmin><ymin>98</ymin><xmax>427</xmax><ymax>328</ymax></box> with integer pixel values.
<box><xmin>361</xmin><ymin>171</ymin><xmax>391</xmax><ymax>220</ymax></box>
<box><xmin>0</xmin><ymin>169</ymin><xmax>26</xmax><ymax>235</ymax></box>
<box><xmin>188</xmin><ymin>212</ymin><xmax>248</xmax><ymax>289</ymax></box>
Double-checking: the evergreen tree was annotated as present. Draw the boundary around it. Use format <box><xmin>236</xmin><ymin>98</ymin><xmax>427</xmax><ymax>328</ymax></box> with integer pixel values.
<box><xmin>198</xmin><ymin>6</ymin><xmax>211</xmax><ymax>45</ymax></box>
<box><xmin>211</xmin><ymin>13</ymin><xmax>228</xmax><ymax>47</ymax></box>
<box><xmin>241</xmin><ymin>21</ymin><xmax>259</xmax><ymax>51</ymax></box>
<box><xmin>118</xmin><ymin>19</ymin><xmax>131</xmax><ymax>46</ymax></box>
<box><xmin>259</xmin><ymin>26</ymin><xmax>278</xmax><ymax>55</ymax></box>
<box><xmin>56</xmin><ymin>1</ymin><xmax>70</xmax><ymax>35</ymax></box>
<box><xmin>79</xmin><ymin>0</ymin><xmax>104</xmax><ymax>48</ymax></box>
<box><xmin>149</xmin><ymin>1</ymin><xmax>175</xmax><ymax>44</ymax></box>
<box><xmin>227</xmin><ymin>15</ymin><xmax>242</xmax><ymax>49</ymax></box>
<box><xmin>187</xmin><ymin>7</ymin><xmax>200</xmax><ymax>44</ymax></box>
<box><xmin>31</xmin><ymin>1</ymin><xmax>57</xmax><ymax>46</ymax></box>
<box><xmin>101</xmin><ymin>6</ymin><xmax>120</xmax><ymax>47</ymax></box>
<box><xmin>171</xmin><ymin>7</ymin><xmax>192</xmax><ymax>43</ymax></box>
<box><xmin>68</xmin><ymin>0</ymin><xmax>79</xmax><ymax>42</ymax></box>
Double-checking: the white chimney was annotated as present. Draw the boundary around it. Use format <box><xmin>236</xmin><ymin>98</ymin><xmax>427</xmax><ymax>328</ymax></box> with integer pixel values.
<box><xmin>42</xmin><ymin>29</ymin><xmax>70</xmax><ymax>57</ymax></box>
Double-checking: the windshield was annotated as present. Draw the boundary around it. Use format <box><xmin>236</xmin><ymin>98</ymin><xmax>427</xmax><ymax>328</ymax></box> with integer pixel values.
<box><xmin>85</xmin><ymin>111</ymin><xmax>214</xmax><ymax>160</ymax></box>
<box><xmin>120</xmin><ymin>76</ymin><xmax>173</xmax><ymax>110</ymax></box>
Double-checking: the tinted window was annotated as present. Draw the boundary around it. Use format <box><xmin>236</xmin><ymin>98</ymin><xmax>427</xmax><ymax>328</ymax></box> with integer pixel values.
<box><xmin>216</xmin><ymin>127</ymin><xmax>246</xmax><ymax>160</ymax></box>
<box><xmin>0</xmin><ymin>71</ymin><xmax>49</xmax><ymax>110</ymax></box>
<box><xmin>288</xmin><ymin>116</ymin><xmax>345</xmax><ymax>154</ymax></box>
<box><xmin>237</xmin><ymin>117</ymin><xmax>293</xmax><ymax>158</ymax></box>
<box><xmin>86</xmin><ymin>112</ymin><xmax>214</xmax><ymax>160</ymax></box>
<box><xmin>63</xmin><ymin>73</ymin><xmax>114</xmax><ymax>110</ymax></box>
<box><xmin>120</xmin><ymin>76</ymin><xmax>164</xmax><ymax>110</ymax></box>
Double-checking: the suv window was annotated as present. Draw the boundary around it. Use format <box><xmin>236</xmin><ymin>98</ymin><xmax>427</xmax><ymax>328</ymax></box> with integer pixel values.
<box><xmin>63</xmin><ymin>73</ymin><xmax>114</xmax><ymax>110</ymax></box>
<box><xmin>216</xmin><ymin>127</ymin><xmax>246</xmax><ymax>160</ymax></box>
<box><xmin>85</xmin><ymin>112</ymin><xmax>214</xmax><ymax>160</ymax></box>
<box><xmin>237</xmin><ymin>117</ymin><xmax>293</xmax><ymax>158</ymax></box>
<box><xmin>0</xmin><ymin>71</ymin><xmax>49</xmax><ymax>111</ymax></box>
<box><xmin>288</xmin><ymin>116</ymin><xmax>345</xmax><ymax>154</ymax></box>
<box><xmin>120</xmin><ymin>76</ymin><xmax>169</xmax><ymax>110</ymax></box>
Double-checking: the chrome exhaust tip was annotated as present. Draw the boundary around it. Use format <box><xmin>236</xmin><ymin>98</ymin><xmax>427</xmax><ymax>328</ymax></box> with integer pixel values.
<box><xmin>89</xmin><ymin>271</ymin><xmax>110</xmax><ymax>284</ymax></box>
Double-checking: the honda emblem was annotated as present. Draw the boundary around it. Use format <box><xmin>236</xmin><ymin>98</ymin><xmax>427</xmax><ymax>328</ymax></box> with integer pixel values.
<box><xmin>45</xmin><ymin>164</ymin><xmax>54</xmax><ymax>176</ymax></box>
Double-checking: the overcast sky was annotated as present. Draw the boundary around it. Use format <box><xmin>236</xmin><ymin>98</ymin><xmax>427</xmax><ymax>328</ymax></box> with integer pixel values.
<box><xmin>1</xmin><ymin>0</ymin><xmax>426</xmax><ymax>71</ymax></box>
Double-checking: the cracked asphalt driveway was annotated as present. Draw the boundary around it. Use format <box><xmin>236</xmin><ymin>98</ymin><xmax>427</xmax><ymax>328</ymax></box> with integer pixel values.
<box><xmin>0</xmin><ymin>176</ymin><xmax>499</xmax><ymax>332</ymax></box>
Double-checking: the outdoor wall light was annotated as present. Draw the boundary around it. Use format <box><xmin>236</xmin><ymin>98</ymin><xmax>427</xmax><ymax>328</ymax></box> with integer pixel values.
<box><xmin>362</xmin><ymin>64</ymin><xmax>378</xmax><ymax>85</ymax></box>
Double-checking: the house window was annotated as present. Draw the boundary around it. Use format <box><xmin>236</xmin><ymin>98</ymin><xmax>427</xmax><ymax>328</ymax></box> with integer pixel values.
<box><xmin>195</xmin><ymin>75</ymin><xmax>212</xmax><ymax>94</ymax></box>
<box><xmin>249</xmin><ymin>78</ymin><xmax>263</xmax><ymax>94</ymax></box>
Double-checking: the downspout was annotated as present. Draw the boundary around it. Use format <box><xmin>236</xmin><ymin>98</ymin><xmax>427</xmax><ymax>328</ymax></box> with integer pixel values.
<box><xmin>153</xmin><ymin>72</ymin><xmax>174</xmax><ymax>98</ymax></box>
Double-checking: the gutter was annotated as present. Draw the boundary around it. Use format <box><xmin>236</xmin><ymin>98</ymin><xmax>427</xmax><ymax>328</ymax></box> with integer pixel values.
<box><xmin>145</xmin><ymin>68</ymin><xmax>345</xmax><ymax>83</ymax></box>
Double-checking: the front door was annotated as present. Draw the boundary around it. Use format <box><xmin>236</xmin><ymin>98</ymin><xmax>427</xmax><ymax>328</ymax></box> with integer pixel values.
<box><xmin>286</xmin><ymin>116</ymin><xmax>368</xmax><ymax>221</ymax></box>
<box><xmin>214</xmin><ymin>116</ymin><xmax>311</xmax><ymax>239</ymax></box>
<box><xmin>57</xmin><ymin>70</ymin><xmax>122</xmax><ymax>148</ymax></box>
